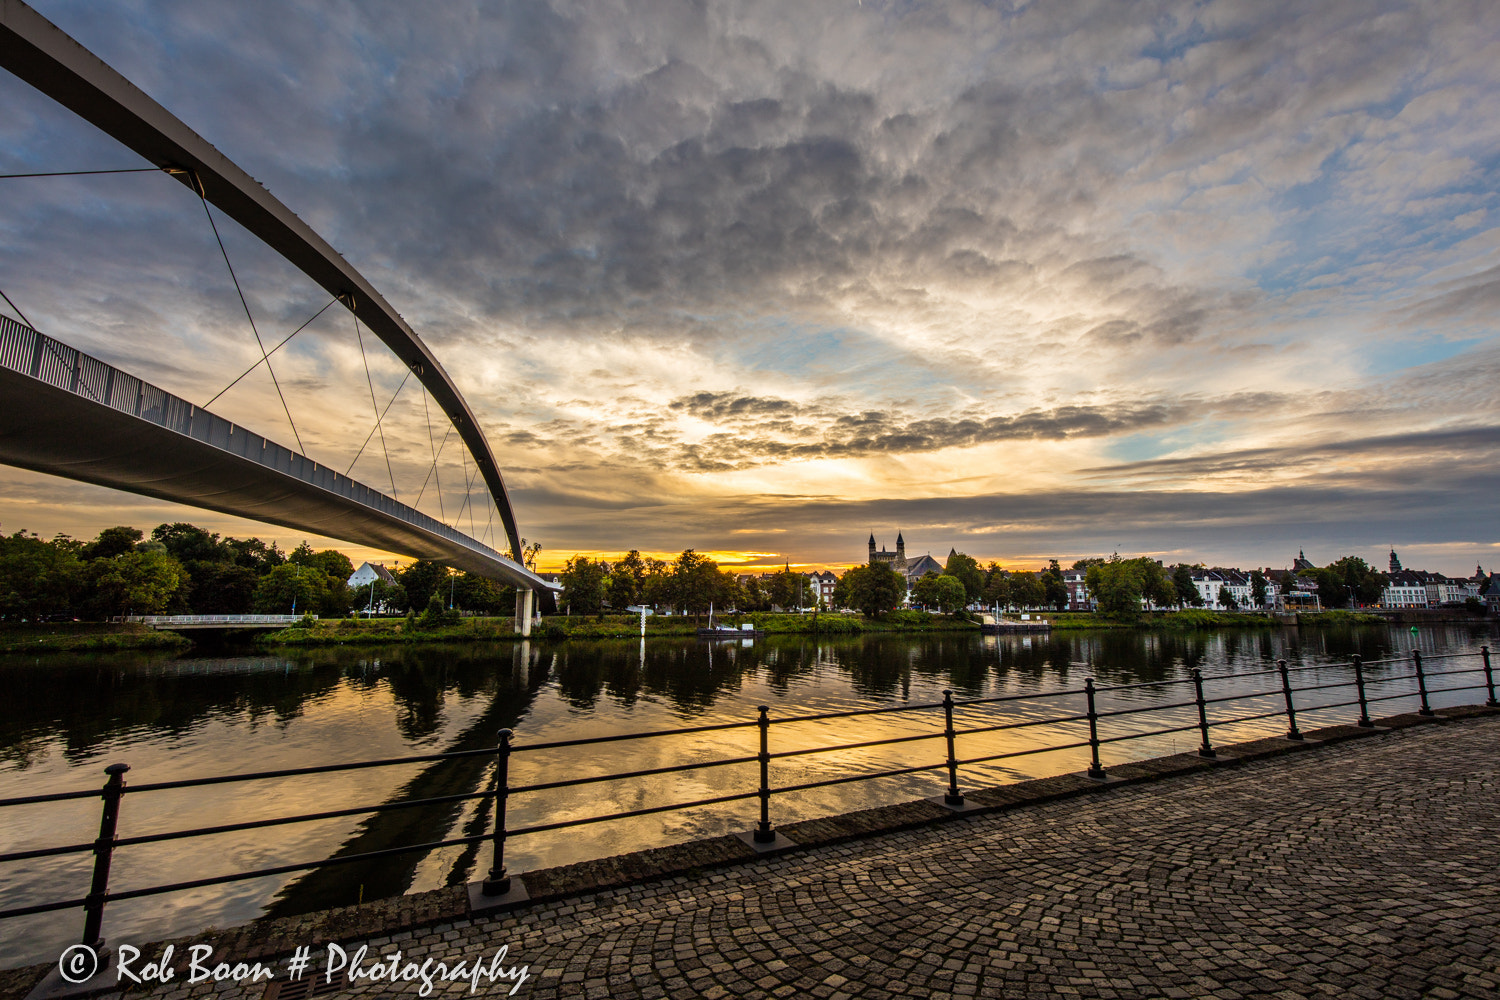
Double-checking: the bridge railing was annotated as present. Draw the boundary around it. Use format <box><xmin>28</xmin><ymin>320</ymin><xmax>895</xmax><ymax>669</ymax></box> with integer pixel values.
<box><xmin>0</xmin><ymin>647</ymin><xmax>1493</xmax><ymax>955</ymax></box>
<box><xmin>0</xmin><ymin>314</ymin><xmax>517</xmax><ymax>575</ymax></box>
<box><xmin>116</xmin><ymin>615</ymin><xmax>320</xmax><ymax>627</ymax></box>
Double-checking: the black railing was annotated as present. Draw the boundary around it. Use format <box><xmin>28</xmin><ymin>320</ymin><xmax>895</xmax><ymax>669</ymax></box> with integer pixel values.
<box><xmin>0</xmin><ymin>646</ymin><xmax>1493</xmax><ymax>950</ymax></box>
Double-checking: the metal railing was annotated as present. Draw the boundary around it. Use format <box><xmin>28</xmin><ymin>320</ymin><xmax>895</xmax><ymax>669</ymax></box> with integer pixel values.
<box><xmin>0</xmin><ymin>646</ymin><xmax>1493</xmax><ymax>950</ymax></box>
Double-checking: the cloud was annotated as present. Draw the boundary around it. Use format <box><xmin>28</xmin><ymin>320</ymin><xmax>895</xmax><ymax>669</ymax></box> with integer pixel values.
<box><xmin>1</xmin><ymin>0</ymin><xmax>1497</xmax><ymax>574</ymax></box>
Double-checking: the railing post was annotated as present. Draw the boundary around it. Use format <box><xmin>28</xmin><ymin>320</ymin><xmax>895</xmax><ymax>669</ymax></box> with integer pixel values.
<box><xmin>1278</xmin><ymin>658</ymin><xmax>1304</xmax><ymax>740</ymax></box>
<box><xmin>1352</xmin><ymin>654</ymin><xmax>1374</xmax><ymax>727</ymax></box>
<box><xmin>81</xmin><ymin>763</ymin><xmax>129</xmax><ymax>947</ymax></box>
<box><xmin>482</xmin><ymin>729</ymin><xmax>512</xmax><ymax>895</ymax></box>
<box><xmin>942</xmin><ymin>690</ymin><xmax>964</xmax><ymax>805</ymax></box>
<box><xmin>1192</xmin><ymin>668</ymin><xmax>1216</xmax><ymax>758</ymax></box>
<box><xmin>1085</xmin><ymin>678</ymin><xmax>1106</xmax><ymax>780</ymax></box>
<box><xmin>1412</xmin><ymin>649</ymin><xmax>1435</xmax><ymax>717</ymax></box>
<box><xmin>1482</xmin><ymin>646</ymin><xmax>1496</xmax><ymax>708</ymax></box>
<box><xmin>754</xmin><ymin>706</ymin><xmax>776</xmax><ymax>843</ymax></box>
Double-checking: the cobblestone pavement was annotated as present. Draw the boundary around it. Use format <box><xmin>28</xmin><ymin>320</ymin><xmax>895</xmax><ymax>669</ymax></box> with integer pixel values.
<box><xmin>116</xmin><ymin>717</ymin><xmax>1500</xmax><ymax>999</ymax></box>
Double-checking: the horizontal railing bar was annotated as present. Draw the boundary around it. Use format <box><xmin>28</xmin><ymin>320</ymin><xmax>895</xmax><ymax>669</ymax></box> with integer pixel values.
<box><xmin>0</xmin><ymin>787</ymin><xmax>102</xmax><ymax>809</ymax></box>
<box><xmin>1090</xmin><ymin>676</ymin><xmax>1195</xmax><ymax>692</ymax></box>
<box><xmin>1096</xmin><ymin>721</ymin><xmax>1206</xmax><ymax>745</ymax></box>
<box><xmin>956</xmin><ymin>738</ymin><xmax>1093</xmax><ymax>767</ymax></box>
<box><xmin>515</xmin><ymin>719</ymin><xmax>758</xmax><ymax>753</ymax></box>
<box><xmin>0</xmin><ymin>841</ymin><xmax>95</xmax><ymax>864</ymax></box>
<box><xmin>113</xmin><ymin>790</ymin><xmax>496</xmax><ymax>848</ymax></box>
<box><xmin>102</xmin><ymin>833</ymin><xmax>497</xmax><ymax>905</ymax></box>
<box><xmin>768</xmin><ymin>732</ymin><xmax>940</xmax><ymax>761</ymax></box>
<box><xmin>1209</xmin><ymin>707</ymin><xmax>1296</xmax><ymax>728</ymax></box>
<box><xmin>1365</xmin><ymin>690</ymin><xmax>1420</xmax><ymax>704</ymax></box>
<box><xmin>509</xmin><ymin>790</ymin><xmax>762</xmax><ymax>837</ymax></box>
<box><xmin>1364</xmin><ymin>671</ymin><xmax>1419</xmax><ymax>685</ymax></box>
<box><xmin>0</xmin><ymin>896</ymin><xmax>89</xmax><ymax>921</ymax></box>
<box><xmin>1424</xmin><ymin>667</ymin><xmax>1482</xmax><ymax>678</ymax></box>
<box><xmin>770</xmin><ymin>762</ymin><xmax>947</xmax><ymax>796</ymax></box>
<box><xmin>1094</xmin><ymin>698</ymin><xmax>1199</xmax><ymax>719</ymax></box>
<box><xmin>1202</xmin><ymin>688</ymin><xmax>1286</xmax><ymax>707</ymax></box>
<box><xmin>952</xmin><ymin>687</ymin><xmax>1086</xmax><ymax>708</ymax></box>
<box><xmin>955</xmin><ymin>713</ymin><xmax>1090</xmax><ymax>738</ymax></box>
<box><xmin>768</xmin><ymin>701</ymin><xmax>945</xmax><ymax>725</ymax></box>
<box><xmin>127</xmin><ymin>748</ymin><xmax>495</xmax><ymax>793</ymax></box>
<box><xmin>1292</xmin><ymin>697</ymin><xmax>1363</xmax><ymax>714</ymax></box>
<box><xmin>1289</xmin><ymin>679</ymin><xmax>1363</xmax><ymax>696</ymax></box>
<box><xmin>1282</xmin><ymin>661</ymin><xmax>1351</xmax><ymax>673</ymax></box>
<box><xmin>511</xmin><ymin>755</ymin><xmax>758</xmax><ymax>794</ymax></box>
<box><xmin>1414</xmin><ymin>651</ymin><xmax>1478</xmax><ymax>661</ymax></box>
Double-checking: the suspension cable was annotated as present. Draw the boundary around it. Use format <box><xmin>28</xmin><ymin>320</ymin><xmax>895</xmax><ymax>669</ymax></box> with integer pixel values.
<box><xmin>0</xmin><ymin>168</ymin><xmax>160</xmax><ymax>180</ymax></box>
<box><xmin>192</xmin><ymin>177</ymin><xmax>305</xmax><ymax>454</ymax></box>
<box><xmin>0</xmin><ymin>287</ymin><xmax>35</xmax><ymax>329</ymax></box>
<box><xmin>413</xmin><ymin>424</ymin><xmax>451</xmax><ymax>514</ymax></box>
<box><xmin>353</xmin><ymin>312</ymin><xmax>399</xmax><ymax>501</ymax></box>
<box><xmin>419</xmin><ymin>387</ymin><xmax>445</xmax><ymax>521</ymax></box>
<box><xmin>201</xmin><ymin>297</ymin><xmax>336</xmax><ymax>410</ymax></box>
<box><xmin>344</xmin><ymin>371</ymin><xmax>411</xmax><ymax>478</ymax></box>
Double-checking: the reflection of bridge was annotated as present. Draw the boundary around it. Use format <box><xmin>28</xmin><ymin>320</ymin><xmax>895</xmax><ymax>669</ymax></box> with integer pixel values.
<box><xmin>121</xmin><ymin>614</ymin><xmax>317</xmax><ymax>631</ymax></box>
<box><xmin>0</xmin><ymin>3</ymin><xmax>552</xmax><ymax>614</ymax></box>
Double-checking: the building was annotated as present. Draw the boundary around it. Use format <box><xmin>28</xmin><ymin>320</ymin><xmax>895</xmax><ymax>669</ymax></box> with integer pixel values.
<box><xmin>1381</xmin><ymin>570</ymin><xmax>1429</xmax><ymax>609</ymax></box>
<box><xmin>1292</xmin><ymin>549</ymin><xmax>1315</xmax><ymax>572</ymax></box>
<box><xmin>1190</xmin><ymin>568</ymin><xmax>1278</xmax><ymax>610</ymax></box>
<box><xmin>1062</xmin><ymin>569</ymin><xmax>1092</xmax><ymax>611</ymax></box>
<box><xmin>348</xmin><ymin>561</ymin><xmax>396</xmax><ymax>589</ymax></box>
<box><xmin>867</xmin><ymin>533</ymin><xmax>945</xmax><ymax>593</ymax></box>
<box><xmin>805</xmin><ymin>570</ymin><xmax>838</xmax><ymax>606</ymax></box>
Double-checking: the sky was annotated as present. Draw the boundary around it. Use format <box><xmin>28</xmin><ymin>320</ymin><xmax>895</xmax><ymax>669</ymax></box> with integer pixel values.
<box><xmin>1</xmin><ymin>0</ymin><xmax>1498</xmax><ymax>576</ymax></box>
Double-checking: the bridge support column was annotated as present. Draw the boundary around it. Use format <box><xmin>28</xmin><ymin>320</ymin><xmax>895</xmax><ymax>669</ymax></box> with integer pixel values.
<box><xmin>515</xmin><ymin>588</ymin><xmax>534</xmax><ymax>636</ymax></box>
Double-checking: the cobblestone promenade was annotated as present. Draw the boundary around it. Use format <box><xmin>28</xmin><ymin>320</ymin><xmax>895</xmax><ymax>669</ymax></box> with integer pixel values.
<box><xmin>19</xmin><ymin>713</ymin><xmax>1500</xmax><ymax>1000</ymax></box>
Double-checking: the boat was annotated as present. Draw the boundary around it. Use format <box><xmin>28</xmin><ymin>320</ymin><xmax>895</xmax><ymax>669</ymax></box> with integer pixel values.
<box><xmin>695</xmin><ymin>603</ymin><xmax>766</xmax><ymax>639</ymax></box>
<box><xmin>978</xmin><ymin>606</ymin><xmax>1052</xmax><ymax>633</ymax></box>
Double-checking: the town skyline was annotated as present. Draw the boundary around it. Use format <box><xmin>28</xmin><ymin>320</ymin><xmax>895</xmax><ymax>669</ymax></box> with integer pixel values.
<box><xmin>2</xmin><ymin>1</ymin><xmax>1497</xmax><ymax>579</ymax></box>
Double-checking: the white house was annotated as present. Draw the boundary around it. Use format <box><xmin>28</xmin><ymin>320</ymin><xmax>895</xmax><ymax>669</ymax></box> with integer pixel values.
<box><xmin>1381</xmin><ymin>570</ymin><xmax>1429</xmax><ymax>609</ymax></box>
<box><xmin>348</xmin><ymin>562</ymin><xmax>396</xmax><ymax>589</ymax></box>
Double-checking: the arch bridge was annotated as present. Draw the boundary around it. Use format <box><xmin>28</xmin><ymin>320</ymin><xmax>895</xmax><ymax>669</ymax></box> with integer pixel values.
<box><xmin>0</xmin><ymin>1</ymin><xmax>553</xmax><ymax>615</ymax></box>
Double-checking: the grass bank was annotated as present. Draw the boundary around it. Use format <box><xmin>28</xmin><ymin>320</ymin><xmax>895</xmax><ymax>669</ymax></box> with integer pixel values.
<box><xmin>0</xmin><ymin>622</ymin><xmax>192</xmax><ymax>653</ymax></box>
<box><xmin>259</xmin><ymin>610</ymin><xmax>983</xmax><ymax>645</ymax></box>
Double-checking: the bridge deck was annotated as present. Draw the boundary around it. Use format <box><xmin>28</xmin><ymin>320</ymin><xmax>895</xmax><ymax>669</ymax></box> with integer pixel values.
<box><xmin>0</xmin><ymin>317</ymin><xmax>551</xmax><ymax>591</ymax></box>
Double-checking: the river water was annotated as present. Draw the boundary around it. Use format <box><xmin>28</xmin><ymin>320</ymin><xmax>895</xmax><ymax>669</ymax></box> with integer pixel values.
<box><xmin>1</xmin><ymin>622</ymin><xmax>1495</xmax><ymax>967</ymax></box>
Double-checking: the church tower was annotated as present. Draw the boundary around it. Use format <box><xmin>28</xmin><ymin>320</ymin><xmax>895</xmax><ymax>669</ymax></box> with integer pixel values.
<box><xmin>896</xmin><ymin>532</ymin><xmax>905</xmax><ymax>559</ymax></box>
<box><xmin>1389</xmin><ymin>549</ymin><xmax>1402</xmax><ymax>573</ymax></box>
<box><xmin>868</xmin><ymin>533</ymin><xmax>876</xmax><ymax>564</ymax></box>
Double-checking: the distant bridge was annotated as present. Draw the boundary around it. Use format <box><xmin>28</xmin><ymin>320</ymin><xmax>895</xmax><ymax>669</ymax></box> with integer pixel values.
<box><xmin>120</xmin><ymin>614</ymin><xmax>318</xmax><ymax>631</ymax></box>
<box><xmin>0</xmin><ymin>3</ymin><xmax>553</xmax><ymax>605</ymax></box>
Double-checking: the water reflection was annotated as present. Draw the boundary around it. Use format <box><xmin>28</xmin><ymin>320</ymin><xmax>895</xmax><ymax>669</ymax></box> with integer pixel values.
<box><xmin>0</xmin><ymin>620</ymin><xmax>1493</xmax><ymax>967</ymax></box>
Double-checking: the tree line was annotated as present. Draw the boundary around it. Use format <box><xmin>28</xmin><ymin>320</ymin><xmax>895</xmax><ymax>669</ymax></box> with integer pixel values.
<box><xmin>0</xmin><ymin>523</ymin><xmax>513</xmax><ymax>621</ymax></box>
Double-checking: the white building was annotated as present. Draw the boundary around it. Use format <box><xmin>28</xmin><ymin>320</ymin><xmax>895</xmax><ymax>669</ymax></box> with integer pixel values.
<box><xmin>348</xmin><ymin>562</ymin><xmax>396</xmax><ymax>589</ymax></box>
<box><xmin>1381</xmin><ymin>571</ymin><xmax>1429</xmax><ymax>609</ymax></box>
<box><xmin>1190</xmin><ymin>569</ymin><xmax>1277</xmax><ymax>610</ymax></box>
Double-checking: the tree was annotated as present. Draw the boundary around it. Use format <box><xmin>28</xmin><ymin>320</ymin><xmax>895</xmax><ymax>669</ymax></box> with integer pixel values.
<box><xmin>1085</xmin><ymin>557</ymin><xmax>1143</xmax><ymax>619</ymax></box>
<box><xmin>1009</xmin><ymin>571</ymin><xmax>1045</xmax><ymax>609</ymax></box>
<box><xmin>944</xmin><ymin>552</ymin><xmax>985</xmax><ymax>604</ymax></box>
<box><xmin>1136</xmin><ymin>559</ymin><xmax>1176</xmax><ymax>609</ymax></box>
<box><xmin>1250</xmin><ymin>570</ymin><xmax>1268</xmax><ymax>609</ymax></box>
<box><xmin>1042</xmin><ymin>559</ymin><xmax>1069</xmax><ymax>611</ymax></box>
<box><xmin>225</xmin><ymin>536</ymin><xmax>284</xmax><ymax>573</ymax></box>
<box><xmin>90</xmin><ymin>550</ymin><xmax>185</xmax><ymax>617</ymax></box>
<box><xmin>253</xmin><ymin>563</ymin><xmax>336</xmax><ymax>616</ymax></box>
<box><xmin>913</xmin><ymin>572</ymin><xmax>966</xmax><ymax>613</ymax></box>
<box><xmin>671</xmin><ymin>550</ymin><xmax>721</xmax><ymax>620</ymax></box>
<box><xmin>834</xmin><ymin>563</ymin><xmax>905</xmax><ymax>617</ymax></box>
<box><xmin>1218</xmin><ymin>585</ymin><xmax>1239</xmax><ymax>611</ymax></box>
<box><xmin>0</xmin><ymin>531</ymin><xmax>85</xmax><ymax>620</ymax></box>
<box><xmin>83</xmin><ymin>525</ymin><xmax>142</xmax><ymax>561</ymax></box>
<box><xmin>397</xmin><ymin>560</ymin><xmax>450</xmax><ymax>611</ymax></box>
<box><xmin>352</xmin><ymin>578</ymin><xmax>409</xmax><ymax>615</ymax></box>
<box><xmin>768</xmin><ymin>566</ymin><xmax>804</xmax><ymax>610</ymax></box>
<box><xmin>1172</xmin><ymin>565</ymin><xmax>1203</xmax><ymax>607</ymax></box>
<box><xmin>981</xmin><ymin>565</ymin><xmax>1011</xmax><ymax>609</ymax></box>
<box><xmin>561</xmin><ymin>556</ymin><xmax>609</xmax><ymax>615</ymax></box>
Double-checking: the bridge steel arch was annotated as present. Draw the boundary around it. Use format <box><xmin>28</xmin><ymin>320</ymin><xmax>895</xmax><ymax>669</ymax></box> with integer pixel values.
<box><xmin>0</xmin><ymin>0</ymin><xmax>526</xmax><ymax>566</ymax></box>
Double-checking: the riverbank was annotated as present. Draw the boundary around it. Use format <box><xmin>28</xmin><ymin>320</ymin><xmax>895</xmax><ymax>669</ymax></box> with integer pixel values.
<box><xmin>0</xmin><ymin>622</ymin><xmax>191</xmax><ymax>654</ymax></box>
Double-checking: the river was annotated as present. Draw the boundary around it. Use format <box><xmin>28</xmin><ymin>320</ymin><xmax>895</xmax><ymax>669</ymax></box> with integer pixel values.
<box><xmin>1</xmin><ymin>621</ymin><xmax>1495</xmax><ymax>967</ymax></box>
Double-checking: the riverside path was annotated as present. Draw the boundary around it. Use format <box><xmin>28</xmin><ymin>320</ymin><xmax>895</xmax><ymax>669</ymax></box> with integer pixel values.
<box><xmin>9</xmin><ymin>710</ymin><xmax>1498</xmax><ymax>1000</ymax></box>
